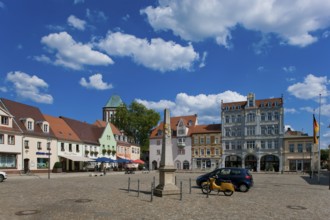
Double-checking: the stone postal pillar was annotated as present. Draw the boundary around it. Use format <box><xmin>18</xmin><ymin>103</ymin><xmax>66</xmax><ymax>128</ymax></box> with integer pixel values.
<box><xmin>154</xmin><ymin>109</ymin><xmax>180</xmax><ymax>197</ymax></box>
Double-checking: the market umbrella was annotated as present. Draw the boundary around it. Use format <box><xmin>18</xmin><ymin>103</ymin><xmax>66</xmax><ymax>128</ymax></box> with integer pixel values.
<box><xmin>95</xmin><ymin>157</ymin><xmax>112</xmax><ymax>163</ymax></box>
<box><xmin>116</xmin><ymin>158</ymin><xmax>131</xmax><ymax>163</ymax></box>
<box><xmin>132</xmin><ymin>159</ymin><xmax>145</xmax><ymax>164</ymax></box>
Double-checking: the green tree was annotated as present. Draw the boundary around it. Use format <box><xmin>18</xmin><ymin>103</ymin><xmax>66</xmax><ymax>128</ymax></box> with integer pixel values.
<box><xmin>113</xmin><ymin>101</ymin><xmax>160</xmax><ymax>151</ymax></box>
<box><xmin>320</xmin><ymin>149</ymin><xmax>329</xmax><ymax>161</ymax></box>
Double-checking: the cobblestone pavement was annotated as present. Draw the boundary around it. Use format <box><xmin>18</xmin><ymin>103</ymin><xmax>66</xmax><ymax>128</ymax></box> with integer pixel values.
<box><xmin>0</xmin><ymin>171</ymin><xmax>330</xmax><ymax>220</ymax></box>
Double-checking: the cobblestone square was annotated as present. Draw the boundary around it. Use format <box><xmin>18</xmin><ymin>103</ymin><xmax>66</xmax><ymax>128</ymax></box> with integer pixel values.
<box><xmin>1</xmin><ymin>171</ymin><xmax>329</xmax><ymax>220</ymax></box>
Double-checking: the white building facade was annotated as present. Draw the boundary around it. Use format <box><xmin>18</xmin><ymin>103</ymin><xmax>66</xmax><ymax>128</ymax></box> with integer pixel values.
<box><xmin>221</xmin><ymin>93</ymin><xmax>284</xmax><ymax>172</ymax></box>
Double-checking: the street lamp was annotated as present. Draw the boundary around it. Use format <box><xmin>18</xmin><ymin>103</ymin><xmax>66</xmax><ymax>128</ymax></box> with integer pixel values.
<box><xmin>47</xmin><ymin>139</ymin><xmax>51</xmax><ymax>179</ymax></box>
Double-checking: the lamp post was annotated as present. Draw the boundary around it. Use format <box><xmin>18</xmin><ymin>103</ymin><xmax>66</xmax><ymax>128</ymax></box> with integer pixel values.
<box><xmin>47</xmin><ymin>139</ymin><xmax>51</xmax><ymax>179</ymax></box>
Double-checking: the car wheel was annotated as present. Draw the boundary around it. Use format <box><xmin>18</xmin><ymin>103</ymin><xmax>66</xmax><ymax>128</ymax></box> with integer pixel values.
<box><xmin>0</xmin><ymin>175</ymin><xmax>4</xmax><ymax>182</ymax></box>
<box><xmin>238</xmin><ymin>184</ymin><xmax>249</xmax><ymax>192</ymax></box>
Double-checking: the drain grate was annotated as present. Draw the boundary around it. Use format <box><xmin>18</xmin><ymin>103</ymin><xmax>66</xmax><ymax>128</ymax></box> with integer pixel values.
<box><xmin>15</xmin><ymin>210</ymin><xmax>40</xmax><ymax>216</ymax></box>
<box><xmin>75</xmin><ymin>199</ymin><xmax>92</xmax><ymax>203</ymax></box>
<box><xmin>287</xmin><ymin>205</ymin><xmax>307</xmax><ymax>210</ymax></box>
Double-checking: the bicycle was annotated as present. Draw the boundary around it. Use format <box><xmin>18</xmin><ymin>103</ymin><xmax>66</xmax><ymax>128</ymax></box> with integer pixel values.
<box><xmin>19</xmin><ymin>169</ymin><xmax>32</xmax><ymax>176</ymax></box>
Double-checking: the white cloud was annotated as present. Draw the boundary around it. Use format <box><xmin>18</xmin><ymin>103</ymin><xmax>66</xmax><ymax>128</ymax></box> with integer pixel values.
<box><xmin>74</xmin><ymin>0</ymin><xmax>84</xmax><ymax>4</ymax></box>
<box><xmin>6</xmin><ymin>71</ymin><xmax>53</xmax><ymax>104</ymax></box>
<box><xmin>285</xmin><ymin>108</ymin><xmax>298</xmax><ymax>114</ymax></box>
<box><xmin>141</xmin><ymin>0</ymin><xmax>330</xmax><ymax>47</ymax></box>
<box><xmin>0</xmin><ymin>1</ymin><xmax>5</xmax><ymax>9</ymax></box>
<box><xmin>33</xmin><ymin>54</ymin><xmax>52</xmax><ymax>64</ymax></box>
<box><xmin>322</xmin><ymin>30</ymin><xmax>330</xmax><ymax>38</ymax></box>
<box><xmin>287</xmin><ymin>74</ymin><xmax>329</xmax><ymax>100</ymax></box>
<box><xmin>97</xmin><ymin>32</ymin><xmax>199</xmax><ymax>72</ymax></box>
<box><xmin>136</xmin><ymin>91</ymin><xmax>246</xmax><ymax>124</ymax></box>
<box><xmin>40</xmin><ymin>32</ymin><xmax>113</xmax><ymax>70</ymax></box>
<box><xmin>283</xmin><ymin>66</ymin><xmax>296</xmax><ymax>73</ymax></box>
<box><xmin>199</xmin><ymin>52</ymin><xmax>207</xmax><ymax>68</ymax></box>
<box><xmin>67</xmin><ymin>15</ymin><xmax>86</xmax><ymax>31</ymax></box>
<box><xmin>257</xmin><ymin>66</ymin><xmax>265</xmax><ymax>72</ymax></box>
<box><xmin>0</xmin><ymin>87</ymin><xmax>7</xmax><ymax>92</ymax></box>
<box><xmin>86</xmin><ymin>9</ymin><xmax>107</xmax><ymax>22</ymax></box>
<box><xmin>79</xmin><ymin>73</ymin><xmax>113</xmax><ymax>90</ymax></box>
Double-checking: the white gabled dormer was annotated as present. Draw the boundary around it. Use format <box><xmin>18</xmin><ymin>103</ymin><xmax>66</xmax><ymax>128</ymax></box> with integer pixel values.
<box><xmin>36</xmin><ymin>120</ymin><xmax>50</xmax><ymax>133</ymax></box>
<box><xmin>0</xmin><ymin>107</ymin><xmax>13</xmax><ymax>128</ymax></box>
<box><xmin>20</xmin><ymin>117</ymin><xmax>34</xmax><ymax>131</ymax></box>
<box><xmin>177</xmin><ymin>119</ymin><xmax>187</xmax><ymax>137</ymax></box>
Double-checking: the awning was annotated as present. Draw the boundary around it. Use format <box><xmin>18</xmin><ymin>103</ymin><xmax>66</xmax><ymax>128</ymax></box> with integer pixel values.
<box><xmin>60</xmin><ymin>155</ymin><xmax>94</xmax><ymax>162</ymax></box>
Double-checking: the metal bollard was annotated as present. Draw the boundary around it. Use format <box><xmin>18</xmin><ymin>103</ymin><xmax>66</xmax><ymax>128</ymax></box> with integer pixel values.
<box><xmin>180</xmin><ymin>181</ymin><xmax>182</xmax><ymax>201</ymax></box>
<box><xmin>206</xmin><ymin>181</ymin><xmax>209</xmax><ymax>198</ymax></box>
<box><xmin>153</xmin><ymin>176</ymin><xmax>155</xmax><ymax>186</ymax></box>
<box><xmin>189</xmin><ymin>178</ymin><xmax>191</xmax><ymax>194</ymax></box>
<box><xmin>137</xmin><ymin>179</ymin><xmax>140</xmax><ymax>197</ymax></box>
<box><xmin>128</xmin><ymin>177</ymin><xmax>130</xmax><ymax>193</ymax></box>
<box><xmin>175</xmin><ymin>176</ymin><xmax>177</xmax><ymax>185</ymax></box>
<box><xmin>151</xmin><ymin>182</ymin><xmax>154</xmax><ymax>202</ymax></box>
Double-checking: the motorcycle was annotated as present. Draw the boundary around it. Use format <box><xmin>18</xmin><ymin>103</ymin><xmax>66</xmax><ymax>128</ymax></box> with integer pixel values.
<box><xmin>201</xmin><ymin>175</ymin><xmax>235</xmax><ymax>196</ymax></box>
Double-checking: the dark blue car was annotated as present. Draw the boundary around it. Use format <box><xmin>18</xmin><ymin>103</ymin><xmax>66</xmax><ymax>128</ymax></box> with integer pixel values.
<box><xmin>196</xmin><ymin>167</ymin><xmax>253</xmax><ymax>192</ymax></box>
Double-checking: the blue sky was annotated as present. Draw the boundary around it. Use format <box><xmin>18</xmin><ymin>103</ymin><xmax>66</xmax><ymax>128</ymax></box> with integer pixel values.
<box><xmin>0</xmin><ymin>0</ymin><xmax>330</xmax><ymax>148</ymax></box>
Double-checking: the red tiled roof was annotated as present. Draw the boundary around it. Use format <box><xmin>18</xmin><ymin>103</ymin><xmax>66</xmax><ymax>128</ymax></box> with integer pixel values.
<box><xmin>222</xmin><ymin>97</ymin><xmax>283</xmax><ymax>109</ymax></box>
<box><xmin>60</xmin><ymin>116</ymin><xmax>102</xmax><ymax>145</ymax></box>
<box><xmin>93</xmin><ymin>120</ymin><xmax>121</xmax><ymax>135</ymax></box>
<box><xmin>44</xmin><ymin>114</ymin><xmax>82</xmax><ymax>143</ymax></box>
<box><xmin>150</xmin><ymin>114</ymin><xmax>197</xmax><ymax>138</ymax></box>
<box><xmin>0</xmin><ymin>98</ymin><xmax>55</xmax><ymax>138</ymax></box>
<box><xmin>190</xmin><ymin>124</ymin><xmax>221</xmax><ymax>134</ymax></box>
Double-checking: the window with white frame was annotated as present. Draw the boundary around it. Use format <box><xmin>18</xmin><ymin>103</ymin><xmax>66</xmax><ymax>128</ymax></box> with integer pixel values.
<box><xmin>289</xmin><ymin>144</ymin><xmax>294</xmax><ymax>152</ymax></box>
<box><xmin>237</xmin><ymin>141</ymin><xmax>242</xmax><ymax>150</ymax></box>
<box><xmin>61</xmin><ymin>142</ymin><xmax>65</xmax><ymax>151</ymax></box>
<box><xmin>200</xmin><ymin>148</ymin><xmax>204</xmax><ymax>155</ymax></box>
<box><xmin>225</xmin><ymin>128</ymin><xmax>231</xmax><ymax>137</ymax></box>
<box><xmin>247</xmin><ymin>141</ymin><xmax>255</xmax><ymax>149</ymax></box>
<box><xmin>214</xmin><ymin>137</ymin><xmax>219</xmax><ymax>144</ymax></box>
<box><xmin>297</xmin><ymin>144</ymin><xmax>303</xmax><ymax>152</ymax></box>
<box><xmin>1</xmin><ymin>116</ymin><xmax>9</xmax><ymax>125</ymax></box>
<box><xmin>206</xmin><ymin>137</ymin><xmax>210</xmax><ymax>145</ymax></box>
<box><xmin>27</xmin><ymin>121</ymin><xmax>33</xmax><ymax>130</ymax></box>
<box><xmin>261</xmin><ymin>140</ymin><xmax>265</xmax><ymax>149</ymax></box>
<box><xmin>225</xmin><ymin>115</ymin><xmax>230</xmax><ymax>123</ymax></box>
<box><xmin>24</xmin><ymin>140</ymin><xmax>29</xmax><ymax>148</ymax></box>
<box><xmin>274</xmin><ymin>112</ymin><xmax>279</xmax><ymax>120</ymax></box>
<box><xmin>274</xmin><ymin>125</ymin><xmax>279</xmax><ymax>134</ymax></box>
<box><xmin>225</xmin><ymin>141</ymin><xmax>230</xmax><ymax>150</ymax></box>
<box><xmin>247</xmin><ymin>126</ymin><xmax>255</xmax><ymax>136</ymax></box>
<box><xmin>194</xmin><ymin>137</ymin><xmax>199</xmax><ymax>145</ymax></box>
<box><xmin>156</xmin><ymin>149</ymin><xmax>161</xmax><ymax>155</ymax></box>
<box><xmin>267</xmin><ymin>126</ymin><xmax>273</xmax><ymax>135</ymax></box>
<box><xmin>200</xmin><ymin>137</ymin><xmax>204</xmax><ymax>144</ymax></box>
<box><xmin>0</xmin><ymin>134</ymin><xmax>4</xmax><ymax>144</ymax></box>
<box><xmin>43</xmin><ymin>124</ymin><xmax>49</xmax><ymax>133</ymax></box>
<box><xmin>261</xmin><ymin>113</ymin><xmax>265</xmax><ymax>121</ymax></box>
<box><xmin>76</xmin><ymin>144</ymin><xmax>79</xmax><ymax>152</ymax></box>
<box><xmin>231</xmin><ymin>115</ymin><xmax>235</xmax><ymax>123</ymax></box>
<box><xmin>247</xmin><ymin>113</ymin><xmax>255</xmax><ymax>122</ymax></box>
<box><xmin>8</xmin><ymin>135</ymin><xmax>15</xmax><ymax>145</ymax></box>
<box><xmin>69</xmin><ymin>144</ymin><xmax>72</xmax><ymax>152</ymax></box>
<box><xmin>267</xmin><ymin>112</ymin><xmax>272</xmax><ymax>121</ymax></box>
<box><xmin>267</xmin><ymin>140</ymin><xmax>272</xmax><ymax>149</ymax></box>
<box><xmin>274</xmin><ymin>140</ymin><xmax>279</xmax><ymax>149</ymax></box>
<box><xmin>194</xmin><ymin>148</ymin><xmax>198</xmax><ymax>156</ymax></box>
<box><xmin>37</xmin><ymin>142</ymin><xmax>41</xmax><ymax>150</ymax></box>
<box><xmin>237</xmin><ymin>115</ymin><xmax>242</xmax><ymax>122</ymax></box>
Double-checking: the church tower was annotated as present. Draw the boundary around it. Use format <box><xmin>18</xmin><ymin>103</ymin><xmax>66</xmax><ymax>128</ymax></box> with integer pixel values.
<box><xmin>103</xmin><ymin>95</ymin><xmax>123</xmax><ymax>122</ymax></box>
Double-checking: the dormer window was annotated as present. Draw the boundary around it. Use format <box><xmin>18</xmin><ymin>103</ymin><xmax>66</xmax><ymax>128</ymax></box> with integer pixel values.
<box><xmin>188</xmin><ymin>120</ymin><xmax>193</xmax><ymax>126</ymax></box>
<box><xmin>1</xmin><ymin>116</ymin><xmax>9</xmax><ymax>125</ymax></box>
<box><xmin>27</xmin><ymin>121</ymin><xmax>33</xmax><ymax>130</ymax></box>
<box><xmin>43</xmin><ymin>124</ymin><xmax>49</xmax><ymax>133</ymax></box>
<box><xmin>157</xmin><ymin>130</ymin><xmax>163</xmax><ymax>136</ymax></box>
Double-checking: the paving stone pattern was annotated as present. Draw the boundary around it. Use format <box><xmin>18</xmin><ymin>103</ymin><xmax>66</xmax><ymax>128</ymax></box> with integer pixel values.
<box><xmin>0</xmin><ymin>171</ymin><xmax>329</xmax><ymax>220</ymax></box>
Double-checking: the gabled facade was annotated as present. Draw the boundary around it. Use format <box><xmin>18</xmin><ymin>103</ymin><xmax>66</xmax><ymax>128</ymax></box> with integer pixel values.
<box><xmin>221</xmin><ymin>93</ymin><xmax>284</xmax><ymax>172</ymax></box>
<box><xmin>191</xmin><ymin>124</ymin><xmax>222</xmax><ymax>170</ymax></box>
<box><xmin>44</xmin><ymin>115</ymin><xmax>90</xmax><ymax>171</ymax></box>
<box><xmin>149</xmin><ymin>114</ymin><xmax>197</xmax><ymax>170</ymax></box>
<box><xmin>283</xmin><ymin>128</ymin><xmax>316</xmax><ymax>172</ymax></box>
<box><xmin>0</xmin><ymin>102</ymin><xmax>23</xmax><ymax>173</ymax></box>
<box><xmin>60</xmin><ymin>116</ymin><xmax>101</xmax><ymax>161</ymax></box>
<box><xmin>94</xmin><ymin>120</ymin><xmax>117</xmax><ymax>161</ymax></box>
<box><xmin>0</xmin><ymin>98</ymin><xmax>56</xmax><ymax>173</ymax></box>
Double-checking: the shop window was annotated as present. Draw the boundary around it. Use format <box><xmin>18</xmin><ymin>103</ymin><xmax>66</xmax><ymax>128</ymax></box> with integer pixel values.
<box><xmin>37</xmin><ymin>158</ymin><xmax>49</xmax><ymax>169</ymax></box>
<box><xmin>0</xmin><ymin>154</ymin><xmax>16</xmax><ymax>168</ymax></box>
